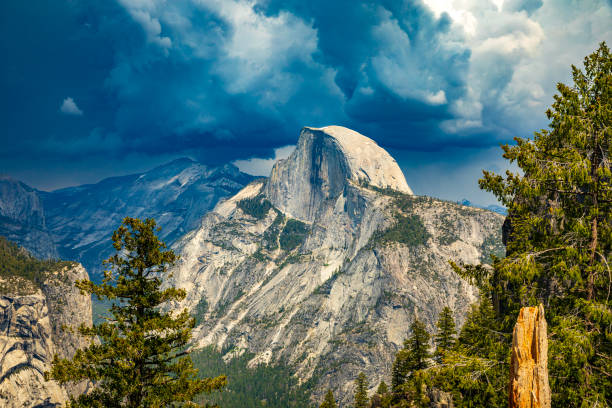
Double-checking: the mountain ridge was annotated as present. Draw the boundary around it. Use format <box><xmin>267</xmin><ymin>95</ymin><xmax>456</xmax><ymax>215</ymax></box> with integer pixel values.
<box><xmin>0</xmin><ymin>160</ymin><xmax>255</xmax><ymax>279</ymax></box>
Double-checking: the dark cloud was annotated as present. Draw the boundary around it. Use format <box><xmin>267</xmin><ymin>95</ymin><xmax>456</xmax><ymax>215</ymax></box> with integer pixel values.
<box><xmin>1</xmin><ymin>0</ymin><xmax>610</xmax><ymax>198</ymax></box>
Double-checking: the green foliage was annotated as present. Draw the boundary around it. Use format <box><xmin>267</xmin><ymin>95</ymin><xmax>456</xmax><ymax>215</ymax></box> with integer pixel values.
<box><xmin>370</xmin><ymin>214</ymin><xmax>430</xmax><ymax>248</ymax></box>
<box><xmin>319</xmin><ymin>389</ymin><xmax>337</xmax><ymax>408</ymax></box>
<box><xmin>377</xmin><ymin>381</ymin><xmax>389</xmax><ymax>395</ymax></box>
<box><xmin>279</xmin><ymin>218</ymin><xmax>309</xmax><ymax>251</ymax></box>
<box><xmin>405</xmin><ymin>43</ymin><xmax>612</xmax><ymax>407</ymax></box>
<box><xmin>237</xmin><ymin>195</ymin><xmax>273</xmax><ymax>219</ymax></box>
<box><xmin>388</xmin><ymin>300</ymin><xmax>509</xmax><ymax>407</ymax></box>
<box><xmin>391</xmin><ymin>319</ymin><xmax>431</xmax><ymax>392</ymax></box>
<box><xmin>434</xmin><ymin>307</ymin><xmax>456</xmax><ymax>360</ymax></box>
<box><xmin>353</xmin><ymin>372</ymin><xmax>369</xmax><ymax>408</ymax></box>
<box><xmin>0</xmin><ymin>236</ymin><xmax>74</xmax><ymax>294</ymax></box>
<box><xmin>193</xmin><ymin>297</ymin><xmax>209</xmax><ymax>326</ymax></box>
<box><xmin>46</xmin><ymin>217</ymin><xmax>226</xmax><ymax>407</ymax></box>
<box><xmin>370</xmin><ymin>382</ymin><xmax>392</xmax><ymax>408</ymax></box>
<box><xmin>263</xmin><ymin>212</ymin><xmax>284</xmax><ymax>250</ymax></box>
<box><xmin>475</xmin><ymin>42</ymin><xmax>612</xmax><ymax>406</ymax></box>
<box><xmin>191</xmin><ymin>346</ymin><xmax>314</xmax><ymax>408</ymax></box>
<box><xmin>438</xmin><ymin>298</ymin><xmax>509</xmax><ymax>407</ymax></box>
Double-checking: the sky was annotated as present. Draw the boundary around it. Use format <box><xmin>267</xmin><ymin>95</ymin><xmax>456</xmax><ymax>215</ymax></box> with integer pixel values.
<box><xmin>1</xmin><ymin>0</ymin><xmax>610</xmax><ymax>205</ymax></box>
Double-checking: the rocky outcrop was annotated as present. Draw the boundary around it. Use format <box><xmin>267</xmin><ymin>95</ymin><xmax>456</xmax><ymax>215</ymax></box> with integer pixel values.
<box><xmin>508</xmin><ymin>304</ymin><xmax>550</xmax><ymax>408</ymax></box>
<box><xmin>428</xmin><ymin>387</ymin><xmax>454</xmax><ymax>408</ymax></box>
<box><xmin>40</xmin><ymin>159</ymin><xmax>254</xmax><ymax>279</ymax></box>
<box><xmin>427</xmin><ymin>388</ymin><xmax>455</xmax><ymax>408</ymax></box>
<box><xmin>0</xmin><ymin>264</ymin><xmax>93</xmax><ymax>407</ymax></box>
<box><xmin>0</xmin><ymin>177</ymin><xmax>58</xmax><ymax>259</ymax></box>
<box><xmin>168</xmin><ymin>126</ymin><xmax>504</xmax><ymax>404</ymax></box>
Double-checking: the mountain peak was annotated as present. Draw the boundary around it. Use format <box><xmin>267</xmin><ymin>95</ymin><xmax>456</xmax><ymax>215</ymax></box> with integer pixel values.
<box><xmin>304</xmin><ymin>126</ymin><xmax>413</xmax><ymax>195</ymax></box>
<box><xmin>265</xmin><ymin>126</ymin><xmax>413</xmax><ymax>221</ymax></box>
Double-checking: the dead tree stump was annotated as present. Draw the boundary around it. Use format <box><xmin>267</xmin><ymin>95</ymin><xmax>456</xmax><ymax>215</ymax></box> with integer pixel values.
<box><xmin>508</xmin><ymin>304</ymin><xmax>551</xmax><ymax>408</ymax></box>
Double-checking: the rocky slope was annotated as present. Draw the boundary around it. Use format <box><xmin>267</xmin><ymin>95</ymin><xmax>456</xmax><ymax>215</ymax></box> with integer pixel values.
<box><xmin>0</xmin><ymin>261</ymin><xmax>92</xmax><ymax>407</ymax></box>
<box><xmin>0</xmin><ymin>159</ymin><xmax>253</xmax><ymax>279</ymax></box>
<box><xmin>0</xmin><ymin>177</ymin><xmax>58</xmax><ymax>259</ymax></box>
<box><xmin>167</xmin><ymin>126</ymin><xmax>505</xmax><ymax>404</ymax></box>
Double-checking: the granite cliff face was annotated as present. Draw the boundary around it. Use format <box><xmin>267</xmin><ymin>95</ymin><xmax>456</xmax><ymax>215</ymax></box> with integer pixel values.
<box><xmin>168</xmin><ymin>126</ymin><xmax>504</xmax><ymax>404</ymax></box>
<box><xmin>0</xmin><ymin>177</ymin><xmax>58</xmax><ymax>259</ymax></box>
<box><xmin>0</xmin><ymin>263</ymin><xmax>92</xmax><ymax>407</ymax></box>
<box><xmin>266</xmin><ymin>126</ymin><xmax>413</xmax><ymax>221</ymax></box>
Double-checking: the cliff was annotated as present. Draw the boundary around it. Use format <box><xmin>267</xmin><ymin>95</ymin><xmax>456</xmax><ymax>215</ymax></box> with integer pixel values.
<box><xmin>0</xmin><ymin>177</ymin><xmax>58</xmax><ymax>259</ymax></box>
<box><xmin>167</xmin><ymin>126</ymin><xmax>504</xmax><ymax>404</ymax></box>
<box><xmin>0</xmin><ymin>252</ymin><xmax>92</xmax><ymax>407</ymax></box>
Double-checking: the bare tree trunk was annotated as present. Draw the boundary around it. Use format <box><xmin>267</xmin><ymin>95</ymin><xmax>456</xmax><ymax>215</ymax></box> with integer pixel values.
<box><xmin>508</xmin><ymin>304</ymin><xmax>551</xmax><ymax>408</ymax></box>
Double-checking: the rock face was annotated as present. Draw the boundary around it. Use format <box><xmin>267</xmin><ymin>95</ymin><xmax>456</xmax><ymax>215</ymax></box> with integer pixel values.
<box><xmin>266</xmin><ymin>126</ymin><xmax>412</xmax><ymax>221</ymax></box>
<box><xmin>508</xmin><ymin>304</ymin><xmax>550</xmax><ymax>408</ymax></box>
<box><xmin>39</xmin><ymin>159</ymin><xmax>253</xmax><ymax>279</ymax></box>
<box><xmin>168</xmin><ymin>126</ymin><xmax>504</xmax><ymax>404</ymax></box>
<box><xmin>0</xmin><ymin>177</ymin><xmax>58</xmax><ymax>259</ymax></box>
<box><xmin>0</xmin><ymin>264</ymin><xmax>92</xmax><ymax>407</ymax></box>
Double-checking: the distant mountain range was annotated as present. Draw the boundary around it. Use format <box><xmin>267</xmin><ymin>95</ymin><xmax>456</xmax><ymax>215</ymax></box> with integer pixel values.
<box><xmin>0</xmin><ymin>159</ymin><xmax>254</xmax><ymax>279</ymax></box>
<box><xmin>457</xmin><ymin>199</ymin><xmax>507</xmax><ymax>215</ymax></box>
<box><xmin>0</xmin><ymin>126</ymin><xmax>509</xmax><ymax>406</ymax></box>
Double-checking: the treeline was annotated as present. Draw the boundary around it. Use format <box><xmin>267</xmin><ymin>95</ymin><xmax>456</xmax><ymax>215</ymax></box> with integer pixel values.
<box><xmin>0</xmin><ymin>236</ymin><xmax>73</xmax><ymax>292</ymax></box>
<box><xmin>192</xmin><ymin>347</ymin><xmax>314</xmax><ymax>408</ymax></box>
<box><xmin>327</xmin><ymin>302</ymin><xmax>506</xmax><ymax>407</ymax></box>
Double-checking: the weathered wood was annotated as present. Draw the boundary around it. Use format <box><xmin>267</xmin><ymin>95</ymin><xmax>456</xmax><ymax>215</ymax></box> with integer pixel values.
<box><xmin>508</xmin><ymin>304</ymin><xmax>551</xmax><ymax>408</ymax></box>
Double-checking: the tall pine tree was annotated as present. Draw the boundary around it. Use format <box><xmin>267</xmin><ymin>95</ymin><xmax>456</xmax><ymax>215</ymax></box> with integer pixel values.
<box><xmin>353</xmin><ymin>372</ymin><xmax>369</xmax><ymax>408</ymax></box>
<box><xmin>453</xmin><ymin>42</ymin><xmax>612</xmax><ymax>405</ymax></box>
<box><xmin>434</xmin><ymin>306</ymin><xmax>456</xmax><ymax>360</ymax></box>
<box><xmin>480</xmin><ymin>41</ymin><xmax>611</xmax><ymax>406</ymax></box>
<box><xmin>46</xmin><ymin>217</ymin><xmax>226</xmax><ymax>407</ymax></box>
<box><xmin>319</xmin><ymin>389</ymin><xmax>337</xmax><ymax>408</ymax></box>
<box><xmin>391</xmin><ymin>318</ymin><xmax>431</xmax><ymax>391</ymax></box>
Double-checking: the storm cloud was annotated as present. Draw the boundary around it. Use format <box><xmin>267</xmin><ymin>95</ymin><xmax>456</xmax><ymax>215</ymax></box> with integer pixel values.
<box><xmin>0</xmin><ymin>0</ymin><xmax>610</xmax><ymax>202</ymax></box>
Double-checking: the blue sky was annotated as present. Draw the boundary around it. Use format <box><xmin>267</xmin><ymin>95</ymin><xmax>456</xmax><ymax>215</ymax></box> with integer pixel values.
<box><xmin>1</xmin><ymin>0</ymin><xmax>610</xmax><ymax>205</ymax></box>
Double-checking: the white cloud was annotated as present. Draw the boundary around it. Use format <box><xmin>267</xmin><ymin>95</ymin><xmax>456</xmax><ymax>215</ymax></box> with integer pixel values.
<box><xmin>371</xmin><ymin>11</ymin><xmax>454</xmax><ymax>105</ymax></box>
<box><xmin>59</xmin><ymin>97</ymin><xmax>83</xmax><ymax>115</ymax></box>
<box><xmin>423</xmin><ymin>0</ymin><xmax>612</xmax><ymax>138</ymax></box>
<box><xmin>233</xmin><ymin>145</ymin><xmax>295</xmax><ymax>176</ymax></box>
<box><xmin>117</xmin><ymin>0</ymin><xmax>172</xmax><ymax>51</ymax></box>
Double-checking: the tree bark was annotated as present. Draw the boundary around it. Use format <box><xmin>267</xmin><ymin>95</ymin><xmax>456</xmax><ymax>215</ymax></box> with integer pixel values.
<box><xmin>508</xmin><ymin>304</ymin><xmax>551</xmax><ymax>408</ymax></box>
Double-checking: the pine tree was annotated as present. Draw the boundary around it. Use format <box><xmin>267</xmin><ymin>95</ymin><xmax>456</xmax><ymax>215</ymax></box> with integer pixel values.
<box><xmin>405</xmin><ymin>319</ymin><xmax>431</xmax><ymax>372</ymax></box>
<box><xmin>479</xmin><ymin>42</ymin><xmax>612</xmax><ymax>405</ymax></box>
<box><xmin>391</xmin><ymin>318</ymin><xmax>431</xmax><ymax>392</ymax></box>
<box><xmin>319</xmin><ymin>389</ymin><xmax>337</xmax><ymax>408</ymax></box>
<box><xmin>434</xmin><ymin>306</ymin><xmax>456</xmax><ymax>360</ymax></box>
<box><xmin>376</xmin><ymin>381</ymin><xmax>388</xmax><ymax>396</ymax></box>
<box><xmin>46</xmin><ymin>217</ymin><xmax>227</xmax><ymax>407</ymax></box>
<box><xmin>354</xmin><ymin>372</ymin><xmax>369</xmax><ymax>408</ymax></box>
<box><xmin>371</xmin><ymin>381</ymin><xmax>391</xmax><ymax>408</ymax></box>
<box><xmin>455</xmin><ymin>42</ymin><xmax>612</xmax><ymax>405</ymax></box>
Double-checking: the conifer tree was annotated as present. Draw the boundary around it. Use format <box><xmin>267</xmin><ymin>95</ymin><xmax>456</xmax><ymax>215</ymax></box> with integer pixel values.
<box><xmin>450</xmin><ymin>42</ymin><xmax>612</xmax><ymax>405</ymax></box>
<box><xmin>434</xmin><ymin>306</ymin><xmax>456</xmax><ymax>360</ymax></box>
<box><xmin>46</xmin><ymin>217</ymin><xmax>226</xmax><ymax>407</ymax></box>
<box><xmin>479</xmin><ymin>42</ymin><xmax>611</xmax><ymax>406</ymax></box>
<box><xmin>353</xmin><ymin>372</ymin><xmax>369</xmax><ymax>408</ymax></box>
<box><xmin>391</xmin><ymin>318</ymin><xmax>431</xmax><ymax>391</ymax></box>
<box><xmin>406</xmin><ymin>319</ymin><xmax>431</xmax><ymax>372</ymax></box>
<box><xmin>371</xmin><ymin>381</ymin><xmax>391</xmax><ymax>408</ymax></box>
<box><xmin>319</xmin><ymin>389</ymin><xmax>337</xmax><ymax>408</ymax></box>
<box><xmin>376</xmin><ymin>381</ymin><xmax>388</xmax><ymax>396</ymax></box>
